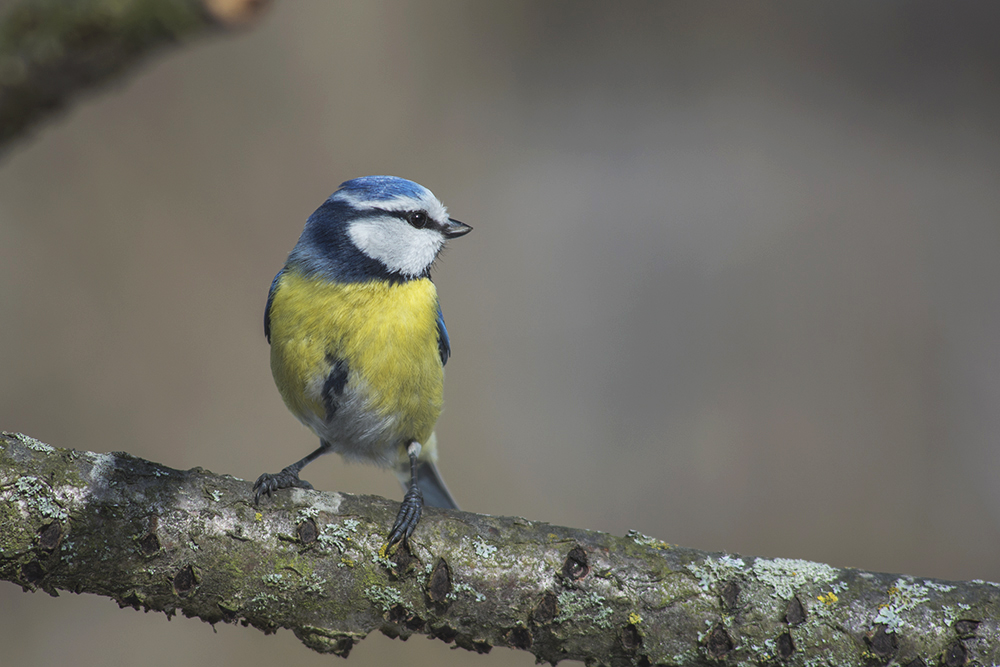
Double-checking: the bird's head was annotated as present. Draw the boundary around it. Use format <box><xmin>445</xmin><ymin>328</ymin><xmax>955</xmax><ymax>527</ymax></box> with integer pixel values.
<box><xmin>290</xmin><ymin>176</ymin><xmax>471</xmax><ymax>281</ymax></box>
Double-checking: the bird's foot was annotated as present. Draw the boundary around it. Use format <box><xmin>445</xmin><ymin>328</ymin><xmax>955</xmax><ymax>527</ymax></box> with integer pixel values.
<box><xmin>253</xmin><ymin>467</ymin><xmax>314</xmax><ymax>504</ymax></box>
<box><xmin>385</xmin><ymin>483</ymin><xmax>423</xmax><ymax>553</ymax></box>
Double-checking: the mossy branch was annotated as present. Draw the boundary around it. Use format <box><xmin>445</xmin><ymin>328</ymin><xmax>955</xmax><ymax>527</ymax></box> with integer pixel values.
<box><xmin>0</xmin><ymin>432</ymin><xmax>997</xmax><ymax>666</ymax></box>
<box><xmin>0</xmin><ymin>0</ymin><xmax>271</xmax><ymax>154</ymax></box>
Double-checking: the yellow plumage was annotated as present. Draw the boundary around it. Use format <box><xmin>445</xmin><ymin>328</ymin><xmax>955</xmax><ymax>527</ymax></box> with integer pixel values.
<box><xmin>267</xmin><ymin>267</ymin><xmax>444</xmax><ymax>466</ymax></box>
<box><xmin>254</xmin><ymin>176</ymin><xmax>470</xmax><ymax>547</ymax></box>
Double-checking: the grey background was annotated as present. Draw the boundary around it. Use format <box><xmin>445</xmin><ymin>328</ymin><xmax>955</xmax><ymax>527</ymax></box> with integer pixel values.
<box><xmin>2</xmin><ymin>2</ymin><xmax>999</xmax><ymax>665</ymax></box>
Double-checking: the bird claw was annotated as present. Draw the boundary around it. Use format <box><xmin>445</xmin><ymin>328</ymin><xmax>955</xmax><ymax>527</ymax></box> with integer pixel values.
<box><xmin>252</xmin><ymin>467</ymin><xmax>314</xmax><ymax>504</ymax></box>
<box><xmin>385</xmin><ymin>484</ymin><xmax>423</xmax><ymax>552</ymax></box>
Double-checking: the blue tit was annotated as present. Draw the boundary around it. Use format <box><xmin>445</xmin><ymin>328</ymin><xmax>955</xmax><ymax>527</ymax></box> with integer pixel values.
<box><xmin>254</xmin><ymin>175</ymin><xmax>471</xmax><ymax>548</ymax></box>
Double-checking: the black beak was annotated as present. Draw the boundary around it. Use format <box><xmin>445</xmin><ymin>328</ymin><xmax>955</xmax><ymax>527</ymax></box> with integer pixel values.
<box><xmin>443</xmin><ymin>218</ymin><xmax>473</xmax><ymax>239</ymax></box>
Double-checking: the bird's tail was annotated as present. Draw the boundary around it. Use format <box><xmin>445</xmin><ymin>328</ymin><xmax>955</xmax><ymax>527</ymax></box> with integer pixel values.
<box><xmin>395</xmin><ymin>458</ymin><xmax>459</xmax><ymax>510</ymax></box>
<box><xmin>416</xmin><ymin>460</ymin><xmax>459</xmax><ymax>509</ymax></box>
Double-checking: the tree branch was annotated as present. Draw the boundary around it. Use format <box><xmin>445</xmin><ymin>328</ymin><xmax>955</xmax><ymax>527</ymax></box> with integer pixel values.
<box><xmin>0</xmin><ymin>0</ymin><xmax>271</xmax><ymax>155</ymax></box>
<box><xmin>1</xmin><ymin>433</ymin><xmax>997</xmax><ymax>665</ymax></box>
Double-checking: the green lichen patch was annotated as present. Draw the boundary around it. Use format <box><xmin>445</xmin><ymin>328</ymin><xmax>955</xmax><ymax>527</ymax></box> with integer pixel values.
<box><xmin>300</xmin><ymin>573</ymin><xmax>328</xmax><ymax>596</ymax></box>
<box><xmin>262</xmin><ymin>572</ymin><xmax>289</xmax><ymax>589</ymax></box>
<box><xmin>556</xmin><ymin>589</ymin><xmax>614</xmax><ymax>629</ymax></box>
<box><xmin>4</xmin><ymin>432</ymin><xmax>54</xmax><ymax>453</ymax></box>
<box><xmin>686</xmin><ymin>553</ymin><xmax>746</xmax><ymax>592</ymax></box>
<box><xmin>12</xmin><ymin>476</ymin><xmax>68</xmax><ymax>520</ymax></box>
<box><xmin>318</xmin><ymin>518</ymin><xmax>361</xmax><ymax>553</ymax></box>
<box><xmin>370</xmin><ymin>549</ymin><xmax>393</xmax><ymax>569</ymax></box>
<box><xmin>873</xmin><ymin>577</ymin><xmax>941</xmax><ymax>633</ymax></box>
<box><xmin>297</xmin><ymin>507</ymin><xmax>320</xmax><ymax>521</ymax></box>
<box><xmin>449</xmin><ymin>581</ymin><xmax>486</xmax><ymax>603</ymax></box>
<box><xmin>627</xmin><ymin>529</ymin><xmax>671</xmax><ymax>550</ymax></box>
<box><xmin>364</xmin><ymin>584</ymin><xmax>404</xmax><ymax>612</ymax></box>
<box><xmin>750</xmin><ymin>557</ymin><xmax>840</xmax><ymax>600</ymax></box>
<box><xmin>245</xmin><ymin>592</ymin><xmax>280</xmax><ymax>609</ymax></box>
<box><xmin>472</xmin><ymin>539</ymin><xmax>498</xmax><ymax>560</ymax></box>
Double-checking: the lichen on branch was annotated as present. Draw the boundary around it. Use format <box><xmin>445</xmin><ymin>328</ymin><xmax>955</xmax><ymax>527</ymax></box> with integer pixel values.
<box><xmin>0</xmin><ymin>432</ymin><xmax>997</xmax><ymax>666</ymax></box>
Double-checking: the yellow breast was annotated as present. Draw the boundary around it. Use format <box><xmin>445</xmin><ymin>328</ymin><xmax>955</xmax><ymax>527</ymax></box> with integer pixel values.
<box><xmin>268</xmin><ymin>269</ymin><xmax>444</xmax><ymax>449</ymax></box>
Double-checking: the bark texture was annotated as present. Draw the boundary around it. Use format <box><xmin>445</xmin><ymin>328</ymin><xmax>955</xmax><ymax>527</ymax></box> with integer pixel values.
<box><xmin>1</xmin><ymin>432</ymin><xmax>997</xmax><ymax>666</ymax></box>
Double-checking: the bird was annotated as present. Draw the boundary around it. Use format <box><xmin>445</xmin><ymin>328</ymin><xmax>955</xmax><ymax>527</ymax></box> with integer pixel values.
<box><xmin>254</xmin><ymin>175</ymin><xmax>471</xmax><ymax>550</ymax></box>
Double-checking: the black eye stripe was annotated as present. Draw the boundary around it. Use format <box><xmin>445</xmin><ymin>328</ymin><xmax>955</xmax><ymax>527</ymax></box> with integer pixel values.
<box><xmin>370</xmin><ymin>207</ymin><xmax>440</xmax><ymax>231</ymax></box>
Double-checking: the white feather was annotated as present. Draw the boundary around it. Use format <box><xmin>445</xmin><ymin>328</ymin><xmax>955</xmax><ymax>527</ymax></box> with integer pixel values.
<box><xmin>347</xmin><ymin>215</ymin><xmax>445</xmax><ymax>277</ymax></box>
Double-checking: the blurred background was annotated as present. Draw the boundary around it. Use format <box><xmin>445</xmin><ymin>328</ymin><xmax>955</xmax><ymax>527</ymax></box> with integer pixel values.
<box><xmin>2</xmin><ymin>1</ymin><xmax>999</xmax><ymax>665</ymax></box>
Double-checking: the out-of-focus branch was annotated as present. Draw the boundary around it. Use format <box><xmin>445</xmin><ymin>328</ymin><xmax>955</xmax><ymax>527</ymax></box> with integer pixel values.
<box><xmin>1</xmin><ymin>432</ymin><xmax>997</xmax><ymax>666</ymax></box>
<box><xmin>0</xmin><ymin>0</ymin><xmax>271</xmax><ymax>154</ymax></box>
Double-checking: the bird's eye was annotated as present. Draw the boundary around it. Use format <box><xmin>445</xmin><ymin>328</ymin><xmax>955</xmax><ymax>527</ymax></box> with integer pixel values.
<box><xmin>406</xmin><ymin>211</ymin><xmax>429</xmax><ymax>229</ymax></box>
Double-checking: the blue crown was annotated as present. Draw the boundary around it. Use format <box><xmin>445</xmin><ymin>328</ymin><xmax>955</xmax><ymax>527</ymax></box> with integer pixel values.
<box><xmin>336</xmin><ymin>175</ymin><xmax>430</xmax><ymax>202</ymax></box>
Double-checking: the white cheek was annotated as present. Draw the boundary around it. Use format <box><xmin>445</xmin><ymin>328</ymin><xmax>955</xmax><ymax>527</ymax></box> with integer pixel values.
<box><xmin>348</xmin><ymin>217</ymin><xmax>444</xmax><ymax>276</ymax></box>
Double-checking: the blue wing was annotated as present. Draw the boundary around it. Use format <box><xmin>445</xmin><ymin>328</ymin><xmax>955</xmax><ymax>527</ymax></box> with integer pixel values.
<box><xmin>436</xmin><ymin>304</ymin><xmax>451</xmax><ymax>366</ymax></box>
<box><xmin>264</xmin><ymin>268</ymin><xmax>284</xmax><ymax>344</ymax></box>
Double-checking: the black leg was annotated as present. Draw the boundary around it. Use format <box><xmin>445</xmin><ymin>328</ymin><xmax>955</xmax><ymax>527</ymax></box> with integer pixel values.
<box><xmin>386</xmin><ymin>441</ymin><xmax>424</xmax><ymax>551</ymax></box>
<box><xmin>253</xmin><ymin>440</ymin><xmax>332</xmax><ymax>504</ymax></box>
